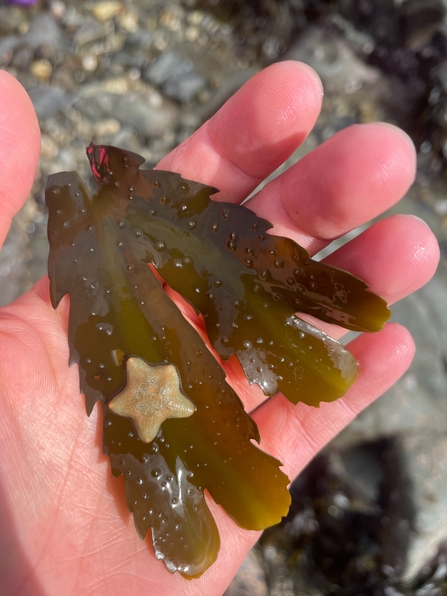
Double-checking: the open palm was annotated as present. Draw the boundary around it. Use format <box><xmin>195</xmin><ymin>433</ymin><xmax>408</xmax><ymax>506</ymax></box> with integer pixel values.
<box><xmin>0</xmin><ymin>62</ymin><xmax>439</xmax><ymax>596</ymax></box>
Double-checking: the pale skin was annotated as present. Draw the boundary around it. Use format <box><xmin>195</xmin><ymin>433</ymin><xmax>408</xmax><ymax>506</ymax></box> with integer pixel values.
<box><xmin>0</xmin><ymin>62</ymin><xmax>440</xmax><ymax>595</ymax></box>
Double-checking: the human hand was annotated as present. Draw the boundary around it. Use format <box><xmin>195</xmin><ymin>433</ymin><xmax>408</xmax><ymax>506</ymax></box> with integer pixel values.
<box><xmin>0</xmin><ymin>62</ymin><xmax>439</xmax><ymax>595</ymax></box>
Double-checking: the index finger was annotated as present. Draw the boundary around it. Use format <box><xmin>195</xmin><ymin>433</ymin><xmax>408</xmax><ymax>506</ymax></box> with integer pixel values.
<box><xmin>156</xmin><ymin>61</ymin><xmax>323</xmax><ymax>203</ymax></box>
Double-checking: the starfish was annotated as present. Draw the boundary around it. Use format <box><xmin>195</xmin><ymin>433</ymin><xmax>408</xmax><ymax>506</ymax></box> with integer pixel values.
<box><xmin>108</xmin><ymin>357</ymin><xmax>195</xmax><ymax>443</ymax></box>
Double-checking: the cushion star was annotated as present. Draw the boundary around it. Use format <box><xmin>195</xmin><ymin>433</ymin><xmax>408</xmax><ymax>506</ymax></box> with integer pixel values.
<box><xmin>108</xmin><ymin>357</ymin><xmax>195</xmax><ymax>443</ymax></box>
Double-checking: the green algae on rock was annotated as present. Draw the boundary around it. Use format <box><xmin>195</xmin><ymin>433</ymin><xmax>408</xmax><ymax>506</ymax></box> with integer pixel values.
<box><xmin>45</xmin><ymin>143</ymin><xmax>390</xmax><ymax>578</ymax></box>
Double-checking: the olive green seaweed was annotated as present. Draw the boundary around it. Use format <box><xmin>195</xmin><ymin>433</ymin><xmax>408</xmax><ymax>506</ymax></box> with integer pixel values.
<box><xmin>45</xmin><ymin>144</ymin><xmax>390</xmax><ymax>578</ymax></box>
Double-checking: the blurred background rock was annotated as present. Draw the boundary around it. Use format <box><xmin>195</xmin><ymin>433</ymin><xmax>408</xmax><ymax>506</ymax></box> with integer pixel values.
<box><xmin>0</xmin><ymin>0</ymin><xmax>446</xmax><ymax>594</ymax></box>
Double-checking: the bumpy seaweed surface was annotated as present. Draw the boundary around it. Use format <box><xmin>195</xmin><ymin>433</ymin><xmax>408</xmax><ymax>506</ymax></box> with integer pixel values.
<box><xmin>45</xmin><ymin>144</ymin><xmax>390</xmax><ymax>577</ymax></box>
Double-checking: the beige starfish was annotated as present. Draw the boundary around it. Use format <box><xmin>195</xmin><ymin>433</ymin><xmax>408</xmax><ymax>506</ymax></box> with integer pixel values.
<box><xmin>108</xmin><ymin>357</ymin><xmax>195</xmax><ymax>443</ymax></box>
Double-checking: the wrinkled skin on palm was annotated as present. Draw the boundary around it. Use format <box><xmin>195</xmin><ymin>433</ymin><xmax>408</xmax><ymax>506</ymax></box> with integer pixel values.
<box><xmin>45</xmin><ymin>144</ymin><xmax>390</xmax><ymax>578</ymax></box>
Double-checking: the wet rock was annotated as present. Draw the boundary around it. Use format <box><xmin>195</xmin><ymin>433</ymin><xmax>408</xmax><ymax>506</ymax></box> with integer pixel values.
<box><xmin>144</xmin><ymin>49</ymin><xmax>207</xmax><ymax>102</ymax></box>
<box><xmin>375</xmin><ymin>432</ymin><xmax>447</xmax><ymax>588</ymax></box>
<box><xmin>0</xmin><ymin>34</ymin><xmax>20</xmax><ymax>63</ymax></box>
<box><xmin>334</xmin><ymin>273</ymin><xmax>447</xmax><ymax>446</ymax></box>
<box><xmin>401</xmin><ymin>0</ymin><xmax>445</xmax><ymax>50</ymax></box>
<box><xmin>24</xmin><ymin>12</ymin><xmax>67</xmax><ymax>52</ymax></box>
<box><xmin>0</xmin><ymin>6</ymin><xmax>27</xmax><ymax>34</ymax></box>
<box><xmin>399</xmin><ymin>433</ymin><xmax>447</xmax><ymax>584</ymax></box>
<box><xmin>224</xmin><ymin>550</ymin><xmax>268</xmax><ymax>596</ymax></box>
<box><xmin>0</xmin><ymin>219</ymin><xmax>29</xmax><ymax>307</ymax></box>
<box><xmin>75</xmin><ymin>89</ymin><xmax>179</xmax><ymax>138</ymax></box>
<box><xmin>90</xmin><ymin>1</ymin><xmax>123</xmax><ymax>23</ymax></box>
<box><xmin>73</xmin><ymin>15</ymin><xmax>108</xmax><ymax>46</ymax></box>
<box><xmin>27</xmin><ymin>84</ymin><xmax>77</xmax><ymax>119</ymax></box>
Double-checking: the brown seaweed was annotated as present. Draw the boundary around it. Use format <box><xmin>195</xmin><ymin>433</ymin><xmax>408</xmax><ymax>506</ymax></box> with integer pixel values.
<box><xmin>45</xmin><ymin>144</ymin><xmax>390</xmax><ymax>577</ymax></box>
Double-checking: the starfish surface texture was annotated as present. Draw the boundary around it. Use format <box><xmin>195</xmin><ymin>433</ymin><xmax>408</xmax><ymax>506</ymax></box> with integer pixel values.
<box><xmin>108</xmin><ymin>357</ymin><xmax>195</xmax><ymax>443</ymax></box>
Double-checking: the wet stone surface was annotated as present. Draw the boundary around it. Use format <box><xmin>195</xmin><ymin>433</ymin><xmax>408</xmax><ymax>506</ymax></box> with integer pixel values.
<box><xmin>0</xmin><ymin>1</ymin><xmax>447</xmax><ymax>594</ymax></box>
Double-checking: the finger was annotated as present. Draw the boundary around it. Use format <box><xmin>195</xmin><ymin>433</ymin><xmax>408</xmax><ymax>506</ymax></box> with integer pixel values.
<box><xmin>300</xmin><ymin>213</ymin><xmax>440</xmax><ymax>341</ymax></box>
<box><xmin>324</xmin><ymin>214</ymin><xmax>440</xmax><ymax>306</ymax></box>
<box><xmin>249</xmin><ymin>122</ymin><xmax>417</xmax><ymax>253</ymax></box>
<box><xmin>0</xmin><ymin>70</ymin><xmax>40</xmax><ymax>249</ymax></box>
<box><xmin>156</xmin><ymin>61</ymin><xmax>323</xmax><ymax>203</ymax></box>
<box><xmin>251</xmin><ymin>322</ymin><xmax>415</xmax><ymax>480</ymax></box>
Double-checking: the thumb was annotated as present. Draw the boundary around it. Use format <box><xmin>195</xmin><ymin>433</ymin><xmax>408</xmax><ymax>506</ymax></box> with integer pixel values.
<box><xmin>0</xmin><ymin>70</ymin><xmax>40</xmax><ymax>250</ymax></box>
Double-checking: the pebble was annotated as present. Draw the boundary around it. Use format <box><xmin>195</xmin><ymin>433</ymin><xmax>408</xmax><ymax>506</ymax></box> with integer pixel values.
<box><xmin>90</xmin><ymin>1</ymin><xmax>123</xmax><ymax>23</ymax></box>
<box><xmin>30</xmin><ymin>58</ymin><xmax>52</xmax><ymax>80</ymax></box>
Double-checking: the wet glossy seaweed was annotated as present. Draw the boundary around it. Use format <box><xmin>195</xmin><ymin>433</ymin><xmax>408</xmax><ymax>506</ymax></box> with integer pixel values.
<box><xmin>45</xmin><ymin>144</ymin><xmax>390</xmax><ymax>577</ymax></box>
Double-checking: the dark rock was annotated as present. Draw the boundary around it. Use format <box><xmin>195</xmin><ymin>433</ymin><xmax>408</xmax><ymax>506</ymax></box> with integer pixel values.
<box><xmin>398</xmin><ymin>433</ymin><xmax>447</xmax><ymax>584</ymax></box>
<box><xmin>73</xmin><ymin>15</ymin><xmax>108</xmax><ymax>46</ymax></box>
<box><xmin>224</xmin><ymin>550</ymin><xmax>268</xmax><ymax>596</ymax></box>
<box><xmin>27</xmin><ymin>84</ymin><xmax>77</xmax><ymax>119</ymax></box>
<box><xmin>334</xmin><ymin>274</ymin><xmax>447</xmax><ymax>446</ymax></box>
<box><xmin>75</xmin><ymin>90</ymin><xmax>179</xmax><ymax>138</ymax></box>
<box><xmin>24</xmin><ymin>13</ymin><xmax>67</xmax><ymax>52</ymax></box>
<box><xmin>10</xmin><ymin>43</ymin><xmax>33</xmax><ymax>69</ymax></box>
<box><xmin>0</xmin><ymin>219</ymin><xmax>28</xmax><ymax>307</ymax></box>
<box><xmin>0</xmin><ymin>34</ymin><xmax>20</xmax><ymax>63</ymax></box>
<box><xmin>144</xmin><ymin>50</ymin><xmax>207</xmax><ymax>102</ymax></box>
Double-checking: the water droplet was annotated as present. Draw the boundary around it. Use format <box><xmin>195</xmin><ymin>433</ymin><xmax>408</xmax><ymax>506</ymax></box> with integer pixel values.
<box><xmin>153</xmin><ymin>180</ymin><xmax>161</xmax><ymax>188</ymax></box>
<box><xmin>63</xmin><ymin>221</ymin><xmax>71</xmax><ymax>228</ymax></box>
<box><xmin>187</xmin><ymin>220</ymin><xmax>197</xmax><ymax>230</ymax></box>
<box><xmin>118</xmin><ymin>220</ymin><xmax>125</xmax><ymax>229</ymax></box>
<box><xmin>274</xmin><ymin>258</ymin><xmax>284</xmax><ymax>268</ymax></box>
<box><xmin>287</xmin><ymin>277</ymin><xmax>295</xmax><ymax>285</ymax></box>
<box><xmin>151</xmin><ymin>468</ymin><xmax>161</xmax><ymax>478</ymax></box>
<box><xmin>135</xmin><ymin>230</ymin><xmax>142</xmax><ymax>238</ymax></box>
<box><xmin>117</xmin><ymin>241</ymin><xmax>123</xmax><ymax>248</ymax></box>
<box><xmin>213</xmin><ymin>279</ymin><xmax>223</xmax><ymax>287</ymax></box>
<box><xmin>253</xmin><ymin>283</ymin><xmax>261</xmax><ymax>292</ymax></box>
<box><xmin>160</xmin><ymin>195</ymin><xmax>170</xmax><ymax>205</ymax></box>
<box><xmin>245</xmin><ymin>258</ymin><xmax>253</xmax><ymax>267</ymax></box>
<box><xmin>126</xmin><ymin>264</ymin><xmax>135</xmax><ymax>271</ymax></box>
<box><xmin>210</xmin><ymin>222</ymin><xmax>219</xmax><ymax>232</ymax></box>
<box><xmin>243</xmin><ymin>340</ymin><xmax>252</xmax><ymax>349</ymax></box>
<box><xmin>155</xmin><ymin>241</ymin><xmax>166</xmax><ymax>251</ymax></box>
<box><xmin>137</xmin><ymin>477</ymin><xmax>143</xmax><ymax>485</ymax></box>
